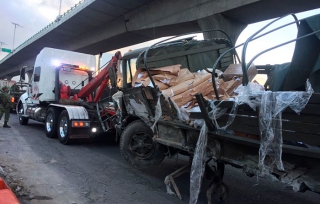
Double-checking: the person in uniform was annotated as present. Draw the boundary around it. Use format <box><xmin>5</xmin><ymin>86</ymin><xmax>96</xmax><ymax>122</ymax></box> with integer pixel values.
<box><xmin>0</xmin><ymin>86</ymin><xmax>12</xmax><ymax>128</ymax></box>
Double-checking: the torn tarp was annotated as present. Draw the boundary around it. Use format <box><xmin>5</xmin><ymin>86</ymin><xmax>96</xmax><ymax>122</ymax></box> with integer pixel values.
<box><xmin>206</xmin><ymin>80</ymin><xmax>313</xmax><ymax>176</ymax></box>
<box><xmin>189</xmin><ymin>120</ymin><xmax>207</xmax><ymax>204</ymax></box>
<box><xmin>258</xmin><ymin>80</ymin><xmax>313</xmax><ymax>175</ymax></box>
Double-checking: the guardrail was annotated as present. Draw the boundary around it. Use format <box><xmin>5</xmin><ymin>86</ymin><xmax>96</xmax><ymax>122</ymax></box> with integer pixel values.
<box><xmin>0</xmin><ymin>0</ymin><xmax>87</xmax><ymax>64</ymax></box>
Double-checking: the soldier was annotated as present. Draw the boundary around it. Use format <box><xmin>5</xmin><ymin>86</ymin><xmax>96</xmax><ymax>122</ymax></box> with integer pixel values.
<box><xmin>0</xmin><ymin>86</ymin><xmax>12</xmax><ymax>128</ymax></box>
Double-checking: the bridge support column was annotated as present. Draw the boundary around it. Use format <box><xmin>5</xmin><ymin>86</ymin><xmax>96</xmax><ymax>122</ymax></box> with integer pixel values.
<box><xmin>198</xmin><ymin>14</ymin><xmax>247</xmax><ymax>46</ymax></box>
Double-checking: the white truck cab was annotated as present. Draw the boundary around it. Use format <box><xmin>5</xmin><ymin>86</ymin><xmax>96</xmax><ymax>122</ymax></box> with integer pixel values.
<box><xmin>18</xmin><ymin>47</ymin><xmax>99</xmax><ymax>144</ymax></box>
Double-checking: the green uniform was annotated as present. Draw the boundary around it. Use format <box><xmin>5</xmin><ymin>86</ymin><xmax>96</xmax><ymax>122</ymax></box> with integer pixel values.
<box><xmin>0</xmin><ymin>92</ymin><xmax>12</xmax><ymax>122</ymax></box>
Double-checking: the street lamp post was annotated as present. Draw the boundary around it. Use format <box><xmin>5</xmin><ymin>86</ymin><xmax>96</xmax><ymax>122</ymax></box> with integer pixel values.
<box><xmin>59</xmin><ymin>0</ymin><xmax>62</xmax><ymax>16</ymax></box>
<box><xmin>11</xmin><ymin>22</ymin><xmax>23</xmax><ymax>51</ymax></box>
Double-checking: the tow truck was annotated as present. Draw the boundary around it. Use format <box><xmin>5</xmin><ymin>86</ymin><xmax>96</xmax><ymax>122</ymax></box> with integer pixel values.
<box><xmin>10</xmin><ymin>81</ymin><xmax>29</xmax><ymax>112</ymax></box>
<box><xmin>17</xmin><ymin>48</ymin><xmax>120</xmax><ymax>144</ymax></box>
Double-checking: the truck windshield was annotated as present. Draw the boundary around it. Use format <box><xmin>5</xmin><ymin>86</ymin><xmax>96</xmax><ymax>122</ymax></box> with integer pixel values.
<box><xmin>127</xmin><ymin>58</ymin><xmax>137</xmax><ymax>83</ymax></box>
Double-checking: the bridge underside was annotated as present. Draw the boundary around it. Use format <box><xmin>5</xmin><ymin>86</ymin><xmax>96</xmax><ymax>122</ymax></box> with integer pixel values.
<box><xmin>0</xmin><ymin>0</ymin><xmax>319</xmax><ymax>79</ymax></box>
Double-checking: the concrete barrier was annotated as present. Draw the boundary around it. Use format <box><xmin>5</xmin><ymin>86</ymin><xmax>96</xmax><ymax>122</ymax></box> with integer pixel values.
<box><xmin>0</xmin><ymin>178</ymin><xmax>20</xmax><ymax>204</ymax></box>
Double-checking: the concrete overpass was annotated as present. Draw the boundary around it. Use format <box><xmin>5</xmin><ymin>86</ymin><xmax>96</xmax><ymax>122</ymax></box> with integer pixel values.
<box><xmin>0</xmin><ymin>0</ymin><xmax>319</xmax><ymax>79</ymax></box>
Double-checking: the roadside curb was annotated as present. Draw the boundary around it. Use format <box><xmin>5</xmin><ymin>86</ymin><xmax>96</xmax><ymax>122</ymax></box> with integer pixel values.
<box><xmin>0</xmin><ymin>177</ymin><xmax>20</xmax><ymax>204</ymax></box>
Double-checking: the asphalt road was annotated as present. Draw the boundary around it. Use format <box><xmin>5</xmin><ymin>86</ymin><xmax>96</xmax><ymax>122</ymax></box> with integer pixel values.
<box><xmin>0</xmin><ymin>114</ymin><xmax>319</xmax><ymax>204</ymax></box>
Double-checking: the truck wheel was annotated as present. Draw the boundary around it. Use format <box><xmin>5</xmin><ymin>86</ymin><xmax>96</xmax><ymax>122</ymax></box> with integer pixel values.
<box><xmin>120</xmin><ymin>120</ymin><xmax>165</xmax><ymax>169</ymax></box>
<box><xmin>57</xmin><ymin>110</ymin><xmax>71</xmax><ymax>145</ymax></box>
<box><xmin>18</xmin><ymin>103</ymin><xmax>28</xmax><ymax>125</ymax></box>
<box><xmin>45</xmin><ymin>107</ymin><xmax>59</xmax><ymax>138</ymax></box>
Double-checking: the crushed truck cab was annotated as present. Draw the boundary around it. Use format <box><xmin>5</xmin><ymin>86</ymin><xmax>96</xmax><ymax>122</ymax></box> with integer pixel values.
<box><xmin>113</xmin><ymin>13</ymin><xmax>320</xmax><ymax>203</ymax></box>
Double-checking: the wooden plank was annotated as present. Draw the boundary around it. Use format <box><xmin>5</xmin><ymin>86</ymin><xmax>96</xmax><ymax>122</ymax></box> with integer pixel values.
<box><xmin>282</xmin><ymin>112</ymin><xmax>320</xmax><ymax>124</ymax></box>
<box><xmin>225</xmin><ymin>114</ymin><xmax>320</xmax><ymax>136</ymax></box>
<box><xmin>228</xmin><ymin>123</ymin><xmax>261</xmax><ymax>135</ymax></box>
<box><xmin>282</xmin><ymin>120</ymin><xmax>320</xmax><ymax>135</ymax></box>
<box><xmin>282</xmin><ymin>144</ymin><xmax>320</xmax><ymax>159</ymax></box>
<box><xmin>307</xmin><ymin>94</ymin><xmax>320</xmax><ymax>104</ymax></box>
<box><xmin>282</xmin><ymin>131</ymin><xmax>320</xmax><ymax>146</ymax></box>
<box><xmin>210</xmin><ymin>101</ymin><xmax>320</xmax><ymax>116</ymax></box>
<box><xmin>209</xmin><ymin>131</ymin><xmax>320</xmax><ymax>159</ymax></box>
<box><xmin>225</xmin><ymin>121</ymin><xmax>320</xmax><ymax>145</ymax></box>
<box><xmin>283</xmin><ymin>104</ymin><xmax>320</xmax><ymax>115</ymax></box>
<box><xmin>211</xmin><ymin>101</ymin><xmax>257</xmax><ymax>114</ymax></box>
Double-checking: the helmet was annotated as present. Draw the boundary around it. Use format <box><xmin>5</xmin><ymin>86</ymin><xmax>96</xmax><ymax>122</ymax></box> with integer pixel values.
<box><xmin>2</xmin><ymin>86</ymin><xmax>8</xmax><ymax>91</ymax></box>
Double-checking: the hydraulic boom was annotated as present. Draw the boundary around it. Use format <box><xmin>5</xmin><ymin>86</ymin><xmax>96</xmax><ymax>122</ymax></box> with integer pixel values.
<box><xmin>75</xmin><ymin>51</ymin><xmax>122</xmax><ymax>102</ymax></box>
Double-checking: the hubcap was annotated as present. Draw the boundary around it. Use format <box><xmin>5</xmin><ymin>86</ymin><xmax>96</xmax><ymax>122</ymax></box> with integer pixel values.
<box><xmin>19</xmin><ymin>107</ymin><xmax>24</xmax><ymax>121</ymax></box>
<box><xmin>46</xmin><ymin>113</ymin><xmax>53</xmax><ymax>132</ymax></box>
<box><xmin>129</xmin><ymin>132</ymin><xmax>155</xmax><ymax>159</ymax></box>
<box><xmin>59</xmin><ymin>116</ymin><xmax>68</xmax><ymax>138</ymax></box>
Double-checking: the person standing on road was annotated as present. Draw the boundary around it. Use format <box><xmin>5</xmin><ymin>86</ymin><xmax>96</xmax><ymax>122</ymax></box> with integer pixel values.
<box><xmin>0</xmin><ymin>86</ymin><xmax>12</xmax><ymax>128</ymax></box>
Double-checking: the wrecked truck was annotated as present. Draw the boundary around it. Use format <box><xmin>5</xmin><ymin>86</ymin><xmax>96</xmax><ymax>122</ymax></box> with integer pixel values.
<box><xmin>111</xmin><ymin>13</ymin><xmax>320</xmax><ymax>203</ymax></box>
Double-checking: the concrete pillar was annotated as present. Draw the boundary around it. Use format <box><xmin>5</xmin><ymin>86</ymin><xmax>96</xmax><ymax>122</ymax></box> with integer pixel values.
<box><xmin>197</xmin><ymin>14</ymin><xmax>247</xmax><ymax>46</ymax></box>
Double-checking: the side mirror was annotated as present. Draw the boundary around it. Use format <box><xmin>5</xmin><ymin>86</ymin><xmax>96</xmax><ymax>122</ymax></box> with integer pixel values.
<box><xmin>108</xmin><ymin>67</ymin><xmax>117</xmax><ymax>88</ymax></box>
<box><xmin>20</xmin><ymin>67</ymin><xmax>26</xmax><ymax>82</ymax></box>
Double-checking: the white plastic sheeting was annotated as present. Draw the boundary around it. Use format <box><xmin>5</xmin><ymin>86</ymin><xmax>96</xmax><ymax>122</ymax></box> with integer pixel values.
<box><xmin>206</xmin><ymin>80</ymin><xmax>313</xmax><ymax>176</ymax></box>
<box><xmin>112</xmin><ymin>91</ymin><xmax>123</xmax><ymax>120</ymax></box>
<box><xmin>189</xmin><ymin>120</ymin><xmax>207</xmax><ymax>204</ymax></box>
<box><xmin>151</xmin><ymin>95</ymin><xmax>162</xmax><ymax>131</ymax></box>
<box><xmin>208</xmin><ymin>82</ymin><xmax>264</xmax><ymax>131</ymax></box>
<box><xmin>258</xmin><ymin>80</ymin><xmax>313</xmax><ymax>175</ymax></box>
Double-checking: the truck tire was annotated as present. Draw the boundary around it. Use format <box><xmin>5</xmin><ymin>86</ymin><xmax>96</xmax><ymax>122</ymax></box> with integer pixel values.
<box><xmin>57</xmin><ymin>110</ymin><xmax>71</xmax><ymax>145</ymax></box>
<box><xmin>18</xmin><ymin>103</ymin><xmax>28</xmax><ymax>125</ymax></box>
<box><xmin>120</xmin><ymin>120</ymin><xmax>165</xmax><ymax>169</ymax></box>
<box><xmin>45</xmin><ymin>107</ymin><xmax>59</xmax><ymax>138</ymax></box>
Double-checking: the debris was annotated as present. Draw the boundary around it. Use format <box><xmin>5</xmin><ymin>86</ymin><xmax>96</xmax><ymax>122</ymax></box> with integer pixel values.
<box><xmin>0</xmin><ymin>166</ymin><xmax>5</xmax><ymax>174</ymax></box>
<box><xmin>222</xmin><ymin>63</ymin><xmax>257</xmax><ymax>81</ymax></box>
<box><xmin>15</xmin><ymin>186</ymin><xmax>21</xmax><ymax>192</ymax></box>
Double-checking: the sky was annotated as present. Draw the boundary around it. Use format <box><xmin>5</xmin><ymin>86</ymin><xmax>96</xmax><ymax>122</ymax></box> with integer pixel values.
<box><xmin>0</xmin><ymin>0</ymin><xmax>319</xmax><ymax>81</ymax></box>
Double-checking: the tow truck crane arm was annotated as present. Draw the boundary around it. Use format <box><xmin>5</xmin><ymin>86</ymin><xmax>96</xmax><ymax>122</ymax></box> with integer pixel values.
<box><xmin>75</xmin><ymin>51</ymin><xmax>122</xmax><ymax>103</ymax></box>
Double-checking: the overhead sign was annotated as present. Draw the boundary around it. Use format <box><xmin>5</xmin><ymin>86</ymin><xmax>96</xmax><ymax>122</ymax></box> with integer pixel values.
<box><xmin>1</xmin><ymin>48</ymin><xmax>11</xmax><ymax>53</ymax></box>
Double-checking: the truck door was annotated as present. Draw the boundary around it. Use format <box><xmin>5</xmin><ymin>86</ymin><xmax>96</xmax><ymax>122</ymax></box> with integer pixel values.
<box><xmin>30</xmin><ymin>66</ymin><xmax>41</xmax><ymax>104</ymax></box>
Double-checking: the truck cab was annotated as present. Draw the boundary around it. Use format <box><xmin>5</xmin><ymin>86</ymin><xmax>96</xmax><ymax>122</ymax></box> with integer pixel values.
<box><xmin>17</xmin><ymin>47</ymin><xmax>111</xmax><ymax>144</ymax></box>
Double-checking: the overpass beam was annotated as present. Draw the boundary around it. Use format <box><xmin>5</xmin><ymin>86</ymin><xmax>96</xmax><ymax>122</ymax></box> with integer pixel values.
<box><xmin>4</xmin><ymin>76</ymin><xmax>12</xmax><ymax>81</ymax></box>
<box><xmin>198</xmin><ymin>14</ymin><xmax>247</xmax><ymax>46</ymax></box>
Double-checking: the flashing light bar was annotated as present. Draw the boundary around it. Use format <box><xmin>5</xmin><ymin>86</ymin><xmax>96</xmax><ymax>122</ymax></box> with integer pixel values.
<box><xmin>51</xmin><ymin>60</ymin><xmax>91</xmax><ymax>71</ymax></box>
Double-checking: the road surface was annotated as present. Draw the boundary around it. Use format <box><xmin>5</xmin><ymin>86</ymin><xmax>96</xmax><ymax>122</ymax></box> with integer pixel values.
<box><xmin>0</xmin><ymin>114</ymin><xmax>319</xmax><ymax>204</ymax></box>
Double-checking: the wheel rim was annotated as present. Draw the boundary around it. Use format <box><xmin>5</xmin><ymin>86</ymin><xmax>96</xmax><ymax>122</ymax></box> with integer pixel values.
<box><xmin>128</xmin><ymin>131</ymin><xmax>155</xmax><ymax>159</ymax></box>
<box><xmin>59</xmin><ymin>116</ymin><xmax>68</xmax><ymax>138</ymax></box>
<box><xmin>19</xmin><ymin>106</ymin><xmax>24</xmax><ymax>121</ymax></box>
<box><xmin>46</xmin><ymin>113</ymin><xmax>53</xmax><ymax>132</ymax></box>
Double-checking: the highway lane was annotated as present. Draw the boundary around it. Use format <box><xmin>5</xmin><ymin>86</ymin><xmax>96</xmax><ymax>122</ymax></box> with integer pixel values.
<box><xmin>0</xmin><ymin>114</ymin><xmax>319</xmax><ymax>204</ymax></box>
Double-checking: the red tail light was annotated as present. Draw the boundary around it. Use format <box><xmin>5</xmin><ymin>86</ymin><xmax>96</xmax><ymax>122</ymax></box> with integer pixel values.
<box><xmin>11</xmin><ymin>97</ymin><xmax>14</xmax><ymax>103</ymax></box>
